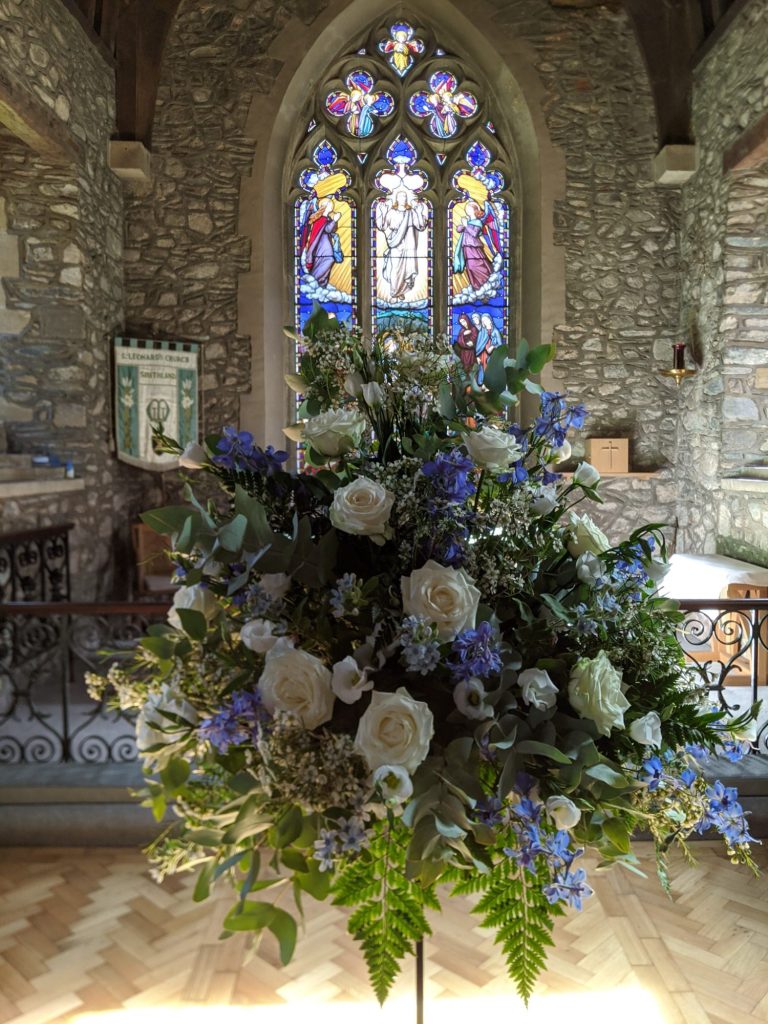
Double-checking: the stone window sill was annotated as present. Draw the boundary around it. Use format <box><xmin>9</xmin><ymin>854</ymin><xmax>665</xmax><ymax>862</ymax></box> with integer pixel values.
<box><xmin>721</xmin><ymin>478</ymin><xmax>768</xmax><ymax>494</ymax></box>
<box><xmin>0</xmin><ymin>478</ymin><xmax>86</xmax><ymax>500</ymax></box>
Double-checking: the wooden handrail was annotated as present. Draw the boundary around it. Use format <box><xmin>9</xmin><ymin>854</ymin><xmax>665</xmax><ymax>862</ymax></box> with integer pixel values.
<box><xmin>0</xmin><ymin>523</ymin><xmax>74</xmax><ymax>545</ymax></box>
<box><xmin>0</xmin><ymin>602</ymin><xmax>170</xmax><ymax>616</ymax></box>
<box><xmin>677</xmin><ymin>598</ymin><xmax>768</xmax><ymax>610</ymax></box>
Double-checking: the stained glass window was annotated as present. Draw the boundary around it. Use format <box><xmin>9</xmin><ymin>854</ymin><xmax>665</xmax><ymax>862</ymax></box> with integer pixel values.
<box><xmin>289</xmin><ymin>16</ymin><xmax>515</xmax><ymax>387</ymax></box>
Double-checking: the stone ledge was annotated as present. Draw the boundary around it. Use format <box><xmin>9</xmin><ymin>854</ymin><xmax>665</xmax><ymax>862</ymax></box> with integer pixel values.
<box><xmin>0</xmin><ymin>478</ymin><xmax>85</xmax><ymax>500</ymax></box>
<box><xmin>721</xmin><ymin>477</ymin><xmax>768</xmax><ymax>494</ymax></box>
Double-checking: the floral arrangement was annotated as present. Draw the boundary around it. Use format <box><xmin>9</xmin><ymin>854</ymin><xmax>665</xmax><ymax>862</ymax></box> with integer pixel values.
<box><xmin>90</xmin><ymin>309</ymin><xmax>759</xmax><ymax>1004</ymax></box>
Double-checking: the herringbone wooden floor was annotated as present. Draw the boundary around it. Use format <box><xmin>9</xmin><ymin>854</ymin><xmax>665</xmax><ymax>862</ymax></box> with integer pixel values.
<box><xmin>0</xmin><ymin>844</ymin><xmax>767</xmax><ymax>1024</ymax></box>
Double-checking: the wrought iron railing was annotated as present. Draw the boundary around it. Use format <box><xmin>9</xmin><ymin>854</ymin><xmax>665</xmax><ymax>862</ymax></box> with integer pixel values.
<box><xmin>0</xmin><ymin>524</ymin><xmax>72</xmax><ymax>603</ymax></box>
<box><xmin>1</xmin><ymin>597</ymin><xmax>766</xmax><ymax>764</ymax></box>
<box><xmin>677</xmin><ymin>598</ymin><xmax>768</xmax><ymax>754</ymax></box>
<box><xmin>0</xmin><ymin>602</ymin><xmax>168</xmax><ymax>764</ymax></box>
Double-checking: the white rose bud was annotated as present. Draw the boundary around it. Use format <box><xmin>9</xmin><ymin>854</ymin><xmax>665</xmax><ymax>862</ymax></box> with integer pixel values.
<box><xmin>549</xmin><ymin>439</ymin><xmax>571</xmax><ymax>464</ymax></box>
<box><xmin>574</xmin><ymin>461</ymin><xmax>600</xmax><ymax>488</ymax></box>
<box><xmin>167</xmin><ymin>584</ymin><xmax>219</xmax><ymax>630</ymax></box>
<box><xmin>518</xmin><ymin>667</ymin><xmax>559</xmax><ymax>711</ymax></box>
<box><xmin>531</xmin><ymin>483</ymin><xmax>558</xmax><ymax>516</ymax></box>
<box><xmin>330</xmin><ymin>477</ymin><xmax>395</xmax><ymax>545</ymax></box>
<box><xmin>178</xmin><ymin>441</ymin><xmax>207</xmax><ymax>470</ymax></box>
<box><xmin>567</xmin><ymin>513</ymin><xmax>610</xmax><ymax>558</ymax></box>
<box><xmin>568</xmin><ymin>650</ymin><xmax>629</xmax><ymax>737</ymax></box>
<box><xmin>629</xmin><ymin>710</ymin><xmax>662</xmax><ymax>747</ymax></box>
<box><xmin>303</xmin><ymin>408</ymin><xmax>366</xmax><ymax>457</ymax></box>
<box><xmin>575</xmin><ymin>551</ymin><xmax>605</xmax><ymax>586</ymax></box>
<box><xmin>462</xmin><ymin>425</ymin><xmax>523</xmax><ymax>473</ymax></box>
<box><xmin>361</xmin><ymin>381</ymin><xmax>384</xmax><ymax>407</ymax></box>
<box><xmin>401</xmin><ymin>559</ymin><xmax>481</xmax><ymax>641</ymax></box>
<box><xmin>344</xmin><ymin>371</ymin><xmax>364</xmax><ymax>398</ymax></box>
<box><xmin>331</xmin><ymin>655</ymin><xmax>374</xmax><ymax>705</ymax></box>
<box><xmin>136</xmin><ymin>685</ymin><xmax>198</xmax><ymax>768</ymax></box>
<box><xmin>545</xmin><ymin>795</ymin><xmax>581</xmax><ymax>830</ymax></box>
<box><xmin>258</xmin><ymin>646</ymin><xmax>334</xmax><ymax>729</ymax></box>
<box><xmin>258</xmin><ymin>572</ymin><xmax>291</xmax><ymax>601</ymax></box>
<box><xmin>373</xmin><ymin>764</ymin><xmax>414</xmax><ymax>804</ymax></box>
<box><xmin>240</xmin><ymin>618</ymin><xmax>279</xmax><ymax>654</ymax></box>
<box><xmin>453</xmin><ymin>678</ymin><xmax>493</xmax><ymax>720</ymax></box>
<box><xmin>355</xmin><ymin>687</ymin><xmax>434</xmax><ymax>773</ymax></box>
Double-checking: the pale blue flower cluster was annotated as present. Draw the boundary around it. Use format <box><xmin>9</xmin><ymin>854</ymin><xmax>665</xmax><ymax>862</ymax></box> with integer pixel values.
<box><xmin>398</xmin><ymin>614</ymin><xmax>442</xmax><ymax>675</ymax></box>
<box><xmin>312</xmin><ymin>816</ymin><xmax>369</xmax><ymax>871</ymax></box>
<box><xmin>329</xmin><ymin>572</ymin><xmax>363</xmax><ymax>619</ymax></box>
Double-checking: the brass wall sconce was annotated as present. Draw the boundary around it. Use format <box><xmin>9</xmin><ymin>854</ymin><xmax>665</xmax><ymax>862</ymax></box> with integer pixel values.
<box><xmin>660</xmin><ymin>342</ymin><xmax>697</xmax><ymax>386</ymax></box>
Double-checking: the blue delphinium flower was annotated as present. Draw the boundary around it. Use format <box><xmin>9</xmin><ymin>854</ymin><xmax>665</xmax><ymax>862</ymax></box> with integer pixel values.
<box><xmin>640</xmin><ymin>755</ymin><xmax>664</xmax><ymax>790</ymax></box>
<box><xmin>533</xmin><ymin>392</ymin><xmax>587</xmax><ymax>447</ymax></box>
<box><xmin>399</xmin><ymin>615</ymin><xmax>442</xmax><ymax>675</ymax></box>
<box><xmin>198</xmin><ymin>689</ymin><xmax>268</xmax><ymax>753</ymax></box>
<box><xmin>213</xmin><ymin>426</ymin><xmax>289</xmax><ymax>474</ymax></box>
<box><xmin>544</xmin><ymin>864</ymin><xmax>594</xmax><ymax>911</ymax></box>
<box><xmin>422</xmin><ymin>449</ymin><xmax>476</xmax><ymax>504</ymax></box>
<box><xmin>718</xmin><ymin>737</ymin><xmax>751</xmax><ymax>763</ymax></box>
<box><xmin>573</xmin><ymin>604</ymin><xmax>599</xmax><ymax>637</ymax></box>
<box><xmin>696</xmin><ymin>780</ymin><xmax>758</xmax><ymax>847</ymax></box>
<box><xmin>474</xmin><ymin>795</ymin><xmax>506</xmax><ymax>828</ymax></box>
<box><xmin>448</xmin><ymin>620</ymin><xmax>503</xmax><ymax>681</ymax></box>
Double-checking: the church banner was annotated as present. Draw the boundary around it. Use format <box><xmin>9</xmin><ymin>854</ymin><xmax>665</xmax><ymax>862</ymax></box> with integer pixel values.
<box><xmin>114</xmin><ymin>337</ymin><xmax>200</xmax><ymax>472</ymax></box>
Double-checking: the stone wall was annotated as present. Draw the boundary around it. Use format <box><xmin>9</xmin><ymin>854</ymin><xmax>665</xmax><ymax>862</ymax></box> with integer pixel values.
<box><xmin>123</xmin><ymin>0</ymin><xmax>681</xmax><ymax>547</ymax></box>
<box><xmin>0</xmin><ymin>0</ymin><xmax>160</xmax><ymax>597</ymax></box>
<box><xmin>678</xmin><ymin>1</ymin><xmax>768</xmax><ymax>556</ymax></box>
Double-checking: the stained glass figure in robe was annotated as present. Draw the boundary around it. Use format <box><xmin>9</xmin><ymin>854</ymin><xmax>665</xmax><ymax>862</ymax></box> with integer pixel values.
<box><xmin>371</xmin><ymin>137</ymin><xmax>432</xmax><ymax>337</ymax></box>
<box><xmin>448</xmin><ymin>142</ymin><xmax>508</xmax><ymax>383</ymax></box>
<box><xmin>294</xmin><ymin>140</ymin><xmax>356</xmax><ymax>331</ymax></box>
<box><xmin>409</xmin><ymin>71</ymin><xmax>478</xmax><ymax>139</ymax></box>
<box><xmin>325</xmin><ymin>70</ymin><xmax>395</xmax><ymax>139</ymax></box>
<box><xmin>378</xmin><ymin>21</ymin><xmax>425</xmax><ymax>77</ymax></box>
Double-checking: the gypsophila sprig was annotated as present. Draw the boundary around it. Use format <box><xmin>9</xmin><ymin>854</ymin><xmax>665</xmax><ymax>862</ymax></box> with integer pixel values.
<box><xmin>93</xmin><ymin>308</ymin><xmax>760</xmax><ymax>1005</ymax></box>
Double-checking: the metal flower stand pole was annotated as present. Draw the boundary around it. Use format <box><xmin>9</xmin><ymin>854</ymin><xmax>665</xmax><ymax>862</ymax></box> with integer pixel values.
<box><xmin>416</xmin><ymin>939</ymin><xmax>424</xmax><ymax>1024</ymax></box>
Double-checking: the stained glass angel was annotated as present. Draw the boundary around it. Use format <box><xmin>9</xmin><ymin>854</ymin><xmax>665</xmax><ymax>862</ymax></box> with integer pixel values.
<box><xmin>325</xmin><ymin>70</ymin><xmax>395</xmax><ymax>138</ymax></box>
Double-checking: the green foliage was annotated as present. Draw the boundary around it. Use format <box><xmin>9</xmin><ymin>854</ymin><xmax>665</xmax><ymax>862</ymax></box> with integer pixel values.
<box><xmin>333</xmin><ymin>821</ymin><xmax>436</xmax><ymax>1004</ymax></box>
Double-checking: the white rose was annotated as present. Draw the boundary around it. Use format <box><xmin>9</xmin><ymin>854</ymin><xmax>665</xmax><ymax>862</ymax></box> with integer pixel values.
<box><xmin>373</xmin><ymin>764</ymin><xmax>414</xmax><ymax>803</ymax></box>
<box><xmin>178</xmin><ymin>441</ymin><xmax>207</xmax><ymax>470</ymax></box>
<box><xmin>355</xmin><ymin>687</ymin><xmax>434</xmax><ymax>773</ymax></box>
<box><xmin>568</xmin><ymin>650</ymin><xmax>629</xmax><ymax>737</ymax></box>
<box><xmin>548</xmin><ymin>439</ymin><xmax>571</xmax><ymax>464</ymax></box>
<box><xmin>401</xmin><ymin>559</ymin><xmax>481</xmax><ymax>641</ymax></box>
<box><xmin>136</xmin><ymin>685</ymin><xmax>198</xmax><ymax>767</ymax></box>
<box><xmin>330</xmin><ymin>477</ymin><xmax>395</xmax><ymax>545</ymax></box>
<box><xmin>518</xmin><ymin>667</ymin><xmax>558</xmax><ymax>711</ymax></box>
<box><xmin>303</xmin><ymin>408</ymin><xmax>366</xmax><ymax>457</ymax></box>
<box><xmin>574</xmin><ymin>461</ymin><xmax>600</xmax><ymax>488</ymax></box>
<box><xmin>453</xmin><ymin>678</ymin><xmax>493</xmax><ymax>720</ymax></box>
<box><xmin>344</xmin><ymin>371</ymin><xmax>364</xmax><ymax>398</ymax></box>
<box><xmin>258</xmin><ymin>573</ymin><xmax>291</xmax><ymax>601</ymax></box>
<box><xmin>567</xmin><ymin>513</ymin><xmax>610</xmax><ymax>558</ymax></box>
<box><xmin>240</xmin><ymin>618</ymin><xmax>279</xmax><ymax>653</ymax></box>
<box><xmin>361</xmin><ymin>381</ymin><xmax>384</xmax><ymax>407</ymax></box>
<box><xmin>531</xmin><ymin>483</ymin><xmax>558</xmax><ymax>516</ymax></box>
<box><xmin>331</xmin><ymin>655</ymin><xmax>374</xmax><ymax>704</ymax></box>
<box><xmin>167</xmin><ymin>584</ymin><xmax>219</xmax><ymax>630</ymax></box>
<box><xmin>629</xmin><ymin>710</ymin><xmax>662</xmax><ymax>747</ymax></box>
<box><xmin>462</xmin><ymin>425</ymin><xmax>523</xmax><ymax>472</ymax></box>
<box><xmin>258</xmin><ymin>646</ymin><xmax>334</xmax><ymax>729</ymax></box>
<box><xmin>545</xmin><ymin>795</ymin><xmax>581</xmax><ymax>830</ymax></box>
<box><xmin>576</xmin><ymin>552</ymin><xmax>605</xmax><ymax>585</ymax></box>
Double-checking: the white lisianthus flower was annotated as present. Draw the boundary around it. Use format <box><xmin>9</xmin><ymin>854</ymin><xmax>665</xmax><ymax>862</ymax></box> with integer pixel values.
<box><xmin>462</xmin><ymin>425</ymin><xmax>523</xmax><ymax>472</ymax></box>
<box><xmin>258</xmin><ymin>572</ymin><xmax>291</xmax><ymax>601</ymax></box>
<box><xmin>136</xmin><ymin>686</ymin><xmax>198</xmax><ymax>768</ymax></box>
<box><xmin>303</xmin><ymin>408</ymin><xmax>366</xmax><ymax>457</ymax></box>
<box><xmin>284</xmin><ymin>373</ymin><xmax>306</xmax><ymax>394</ymax></box>
<box><xmin>240</xmin><ymin>618</ymin><xmax>279</xmax><ymax>654</ymax></box>
<box><xmin>453</xmin><ymin>677</ymin><xmax>493</xmax><ymax>720</ymax></box>
<box><xmin>343</xmin><ymin>371</ymin><xmax>364</xmax><ymax>398</ymax></box>
<box><xmin>178</xmin><ymin>441</ymin><xmax>207</xmax><ymax>470</ymax></box>
<box><xmin>549</xmin><ymin>439</ymin><xmax>571</xmax><ymax>464</ymax></box>
<box><xmin>575</xmin><ymin>551</ymin><xmax>605</xmax><ymax>586</ymax></box>
<box><xmin>629</xmin><ymin>710</ymin><xmax>662</xmax><ymax>747</ymax></box>
<box><xmin>330</xmin><ymin>477</ymin><xmax>395</xmax><ymax>545</ymax></box>
<box><xmin>531</xmin><ymin>483</ymin><xmax>558</xmax><ymax>516</ymax></box>
<box><xmin>373</xmin><ymin>764</ymin><xmax>414</xmax><ymax>804</ymax></box>
<box><xmin>646</xmin><ymin>558</ymin><xmax>671</xmax><ymax>585</ymax></box>
<box><xmin>331</xmin><ymin>655</ymin><xmax>374</xmax><ymax>705</ymax></box>
<box><xmin>361</xmin><ymin>381</ymin><xmax>384</xmax><ymax>407</ymax></box>
<box><xmin>518</xmin><ymin>667</ymin><xmax>558</xmax><ymax>711</ymax></box>
<box><xmin>545</xmin><ymin>795</ymin><xmax>581</xmax><ymax>830</ymax></box>
<box><xmin>258</xmin><ymin>645</ymin><xmax>334</xmax><ymax>729</ymax></box>
<box><xmin>574</xmin><ymin>461</ymin><xmax>600</xmax><ymax>488</ymax></box>
<box><xmin>726</xmin><ymin>717</ymin><xmax>758</xmax><ymax>743</ymax></box>
<box><xmin>567</xmin><ymin>513</ymin><xmax>610</xmax><ymax>558</ymax></box>
<box><xmin>167</xmin><ymin>584</ymin><xmax>219</xmax><ymax>630</ymax></box>
<box><xmin>355</xmin><ymin>687</ymin><xmax>434</xmax><ymax>773</ymax></box>
<box><xmin>568</xmin><ymin>650</ymin><xmax>629</xmax><ymax>737</ymax></box>
<box><xmin>401</xmin><ymin>559</ymin><xmax>481</xmax><ymax>641</ymax></box>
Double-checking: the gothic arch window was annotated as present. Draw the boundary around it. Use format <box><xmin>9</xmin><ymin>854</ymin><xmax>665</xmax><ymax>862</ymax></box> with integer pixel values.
<box><xmin>289</xmin><ymin>15</ymin><xmax>517</xmax><ymax>357</ymax></box>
